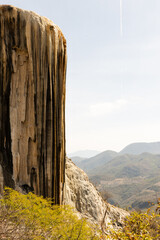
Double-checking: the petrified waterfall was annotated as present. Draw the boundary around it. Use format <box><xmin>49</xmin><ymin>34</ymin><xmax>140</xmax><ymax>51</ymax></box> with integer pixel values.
<box><xmin>0</xmin><ymin>5</ymin><xmax>67</xmax><ymax>204</ymax></box>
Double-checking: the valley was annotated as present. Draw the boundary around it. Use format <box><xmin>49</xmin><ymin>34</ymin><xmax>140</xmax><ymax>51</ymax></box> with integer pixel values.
<box><xmin>70</xmin><ymin>142</ymin><xmax>160</xmax><ymax>210</ymax></box>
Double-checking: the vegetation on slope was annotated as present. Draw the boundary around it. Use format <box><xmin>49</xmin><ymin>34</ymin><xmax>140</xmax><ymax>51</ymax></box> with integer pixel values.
<box><xmin>0</xmin><ymin>188</ymin><xmax>160</xmax><ymax>239</ymax></box>
<box><xmin>107</xmin><ymin>204</ymin><xmax>160</xmax><ymax>239</ymax></box>
<box><xmin>0</xmin><ymin>188</ymin><xmax>99</xmax><ymax>240</ymax></box>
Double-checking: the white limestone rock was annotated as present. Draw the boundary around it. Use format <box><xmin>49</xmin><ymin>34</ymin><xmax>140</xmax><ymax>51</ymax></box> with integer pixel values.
<box><xmin>64</xmin><ymin>157</ymin><xmax>129</xmax><ymax>230</ymax></box>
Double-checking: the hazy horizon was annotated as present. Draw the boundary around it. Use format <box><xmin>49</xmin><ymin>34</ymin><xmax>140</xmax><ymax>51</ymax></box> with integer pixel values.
<box><xmin>2</xmin><ymin>0</ymin><xmax>160</xmax><ymax>153</ymax></box>
<box><xmin>68</xmin><ymin>140</ymin><xmax>160</xmax><ymax>155</ymax></box>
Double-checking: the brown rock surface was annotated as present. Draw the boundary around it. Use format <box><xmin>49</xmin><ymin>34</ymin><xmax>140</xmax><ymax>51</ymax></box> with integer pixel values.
<box><xmin>0</xmin><ymin>5</ymin><xmax>67</xmax><ymax>204</ymax></box>
<box><xmin>64</xmin><ymin>158</ymin><xmax>129</xmax><ymax>230</ymax></box>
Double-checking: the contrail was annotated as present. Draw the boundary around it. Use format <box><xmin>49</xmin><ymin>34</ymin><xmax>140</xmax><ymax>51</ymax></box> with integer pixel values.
<box><xmin>120</xmin><ymin>0</ymin><xmax>123</xmax><ymax>37</ymax></box>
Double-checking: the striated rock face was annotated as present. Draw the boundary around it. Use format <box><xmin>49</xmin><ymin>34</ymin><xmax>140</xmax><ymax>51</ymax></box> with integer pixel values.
<box><xmin>0</xmin><ymin>5</ymin><xmax>67</xmax><ymax>204</ymax></box>
<box><xmin>64</xmin><ymin>158</ymin><xmax>129</xmax><ymax>230</ymax></box>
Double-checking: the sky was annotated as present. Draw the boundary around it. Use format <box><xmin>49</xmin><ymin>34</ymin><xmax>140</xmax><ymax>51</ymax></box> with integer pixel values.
<box><xmin>1</xmin><ymin>0</ymin><xmax>160</xmax><ymax>153</ymax></box>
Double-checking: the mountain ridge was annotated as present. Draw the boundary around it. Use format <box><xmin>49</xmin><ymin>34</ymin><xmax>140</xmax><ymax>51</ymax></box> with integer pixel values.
<box><xmin>120</xmin><ymin>141</ymin><xmax>160</xmax><ymax>155</ymax></box>
<box><xmin>70</xmin><ymin>141</ymin><xmax>160</xmax><ymax>173</ymax></box>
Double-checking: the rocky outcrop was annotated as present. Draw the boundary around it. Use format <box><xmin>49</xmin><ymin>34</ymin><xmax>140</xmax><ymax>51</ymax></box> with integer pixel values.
<box><xmin>0</xmin><ymin>5</ymin><xmax>67</xmax><ymax>204</ymax></box>
<box><xmin>64</xmin><ymin>158</ymin><xmax>129</xmax><ymax>230</ymax></box>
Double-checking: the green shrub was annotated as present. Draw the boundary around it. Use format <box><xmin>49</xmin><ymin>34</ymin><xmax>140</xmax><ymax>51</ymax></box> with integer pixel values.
<box><xmin>1</xmin><ymin>187</ymin><xmax>160</xmax><ymax>239</ymax></box>
<box><xmin>106</xmin><ymin>204</ymin><xmax>160</xmax><ymax>240</ymax></box>
<box><xmin>0</xmin><ymin>188</ymin><xmax>100</xmax><ymax>240</ymax></box>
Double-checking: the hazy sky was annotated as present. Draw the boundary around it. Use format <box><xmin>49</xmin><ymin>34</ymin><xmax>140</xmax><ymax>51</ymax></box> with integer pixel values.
<box><xmin>1</xmin><ymin>0</ymin><xmax>160</xmax><ymax>153</ymax></box>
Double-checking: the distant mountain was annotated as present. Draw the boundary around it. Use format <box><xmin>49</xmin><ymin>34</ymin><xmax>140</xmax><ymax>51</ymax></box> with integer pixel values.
<box><xmin>120</xmin><ymin>142</ymin><xmax>160</xmax><ymax>155</ymax></box>
<box><xmin>70</xmin><ymin>156</ymin><xmax>86</xmax><ymax>165</ymax></box>
<box><xmin>68</xmin><ymin>141</ymin><xmax>160</xmax><ymax>162</ymax></box>
<box><xmin>74</xmin><ymin>150</ymin><xmax>117</xmax><ymax>172</ymax></box>
<box><xmin>68</xmin><ymin>150</ymin><xmax>100</xmax><ymax>158</ymax></box>
<box><xmin>68</xmin><ymin>142</ymin><xmax>160</xmax><ymax>209</ymax></box>
<box><xmin>88</xmin><ymin>152</ymin><xmax>160</xmax><ymax>178</ymax></box>
<box><xmin>88</xmin><ymin>152</ymin><xmax>160</xmax><ymax>210</ymax></box>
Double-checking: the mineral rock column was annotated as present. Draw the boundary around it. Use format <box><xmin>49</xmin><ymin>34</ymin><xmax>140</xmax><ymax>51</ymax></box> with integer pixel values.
<box><xmin>0</xmin><ymin>5</ymin><xmax>67</xmax><ymax>204</ymax></box>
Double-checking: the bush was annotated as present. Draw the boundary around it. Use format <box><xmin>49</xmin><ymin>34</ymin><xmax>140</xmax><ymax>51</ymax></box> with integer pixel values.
<box><xmin>1</xmin><ymin>188</ymin><xmax>160</xmax><ymax>239</ymax></box>
<box><xmin>0</xmin><ymin>188</ymin><xmax>100</xmax><ymax>240</ymax></box>
<box><xmin>106</xmin><ymin>203</ymin><xmax>160</xmax><ymax>240</ymax></box>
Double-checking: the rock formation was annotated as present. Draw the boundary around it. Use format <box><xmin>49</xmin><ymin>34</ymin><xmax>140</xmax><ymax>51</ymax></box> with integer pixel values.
<box><xmin>64</xmin><ymin>158</ymin><xmax>129</xmax><ymax>230</ymax></box>
<box><xmin>0</xmin><ymin>5</ymin><xmax>67</xmax><ymax>204</ymax></box>
<box><xmin>0</xmin><ymin>6</ymin><xmax>129</xmax><ymax>233</ymax></box>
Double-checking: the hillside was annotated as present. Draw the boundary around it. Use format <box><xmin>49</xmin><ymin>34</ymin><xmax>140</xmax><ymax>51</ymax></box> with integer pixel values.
<box><xmin>88</xmin><ymin>153</ymin><xmax>160</xmax><ymax>209</ymax></box>
<box><xmin>88</xmin><ymin>152</ymin><xmax>160</xmax><ymax>178</ymax></box>
<box><xmin>72</xmin><ymin>150</ymin><xmax>117</xmax><ymax>172</ymax></box>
